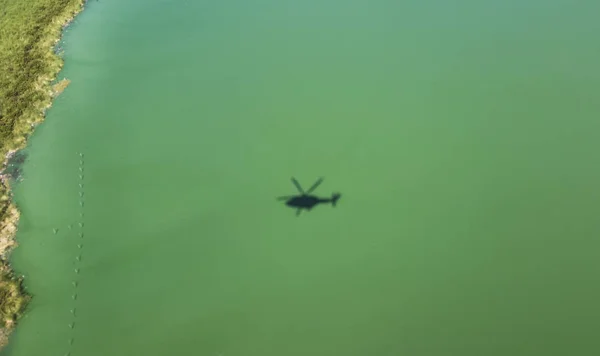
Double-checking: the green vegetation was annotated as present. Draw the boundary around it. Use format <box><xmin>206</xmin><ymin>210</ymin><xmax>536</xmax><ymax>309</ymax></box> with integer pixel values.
<box><xmin>0</xmin><ymin>265</ymin><xmax>28</xmax><ymax>347</ymax></box>
<box><xmin>0</xmin><ymin>179</ymin><xmax>24</xmax><ymax>348</ymax></box>
<box><xmin>0</xmin><ymin>0</ymin><xmax>85</xmax><ymax>347</ymax></box>
<box><xmin>0</xmin><ymin>262</ymin><xmax>29</xmax><ymax>326</ymax></box>
<box><xmin>0</xmin><ymin>0</ymin><xmax>84</xmax><ymax>156</ymax></box>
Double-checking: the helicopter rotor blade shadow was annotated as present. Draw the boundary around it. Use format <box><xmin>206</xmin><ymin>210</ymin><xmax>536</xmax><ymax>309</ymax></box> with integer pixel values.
<box><xmin>305</xmin><ymin>177</ymin><xmax>324</xmax><ymax>195</ymax></box>
<box><xmin>291</xmin><ymin>177</ymin><xmax>304</xmax><ymax>194</ymax></box>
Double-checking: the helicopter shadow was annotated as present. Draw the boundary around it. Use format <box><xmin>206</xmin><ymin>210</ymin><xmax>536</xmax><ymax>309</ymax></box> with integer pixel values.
<box><xmin>276</xmin><ymin>177</ymin><xmax>341</xmax><ymax>216</ymax></box>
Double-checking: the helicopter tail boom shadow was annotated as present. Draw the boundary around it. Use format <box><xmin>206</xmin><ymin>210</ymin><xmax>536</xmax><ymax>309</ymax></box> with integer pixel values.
<box><xmin>331</xmin><ymin>193</ymin><xmax>341</xmax><ymax>207</ymax></box>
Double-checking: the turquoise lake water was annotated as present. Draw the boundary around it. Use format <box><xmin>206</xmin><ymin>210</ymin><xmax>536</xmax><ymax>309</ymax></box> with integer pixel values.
<box><xmin>3</xmin><ymin>1</ymin><xmax>600</xmax><ymax>355</ymax></box>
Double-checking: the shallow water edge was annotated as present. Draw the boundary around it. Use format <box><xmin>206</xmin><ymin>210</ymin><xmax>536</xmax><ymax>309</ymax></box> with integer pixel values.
<box><xmin>0</xmin><ymin>0</ymin><xmax>87</xmax><ymax>348</ymax></box>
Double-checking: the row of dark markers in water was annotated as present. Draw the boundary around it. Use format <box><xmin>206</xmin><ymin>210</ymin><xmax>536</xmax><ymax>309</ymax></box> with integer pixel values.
<box><xmin>64</xmin><ymin>152</ymin><xmax>84</xmax><ymax>356</ymax></box>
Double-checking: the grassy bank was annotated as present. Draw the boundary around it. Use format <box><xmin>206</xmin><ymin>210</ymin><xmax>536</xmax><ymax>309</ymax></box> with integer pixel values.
<box><xmin>0</xmin><ymin>0</ymin><xmax>85</xmax><ymax>348</ymax></box>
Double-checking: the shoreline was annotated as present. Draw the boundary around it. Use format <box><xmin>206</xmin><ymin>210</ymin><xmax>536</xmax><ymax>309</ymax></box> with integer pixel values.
<box><xmin>0</xmin><ymin>0</ymin><xmax>87</xmax><ymax>348</ymax></box>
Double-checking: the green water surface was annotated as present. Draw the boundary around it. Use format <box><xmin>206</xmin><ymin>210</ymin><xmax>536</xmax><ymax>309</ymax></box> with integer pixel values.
<box><xmin>4</xmin><ymin>1</ymin><xmax>600</xmax><ymax>355</ymax></box>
